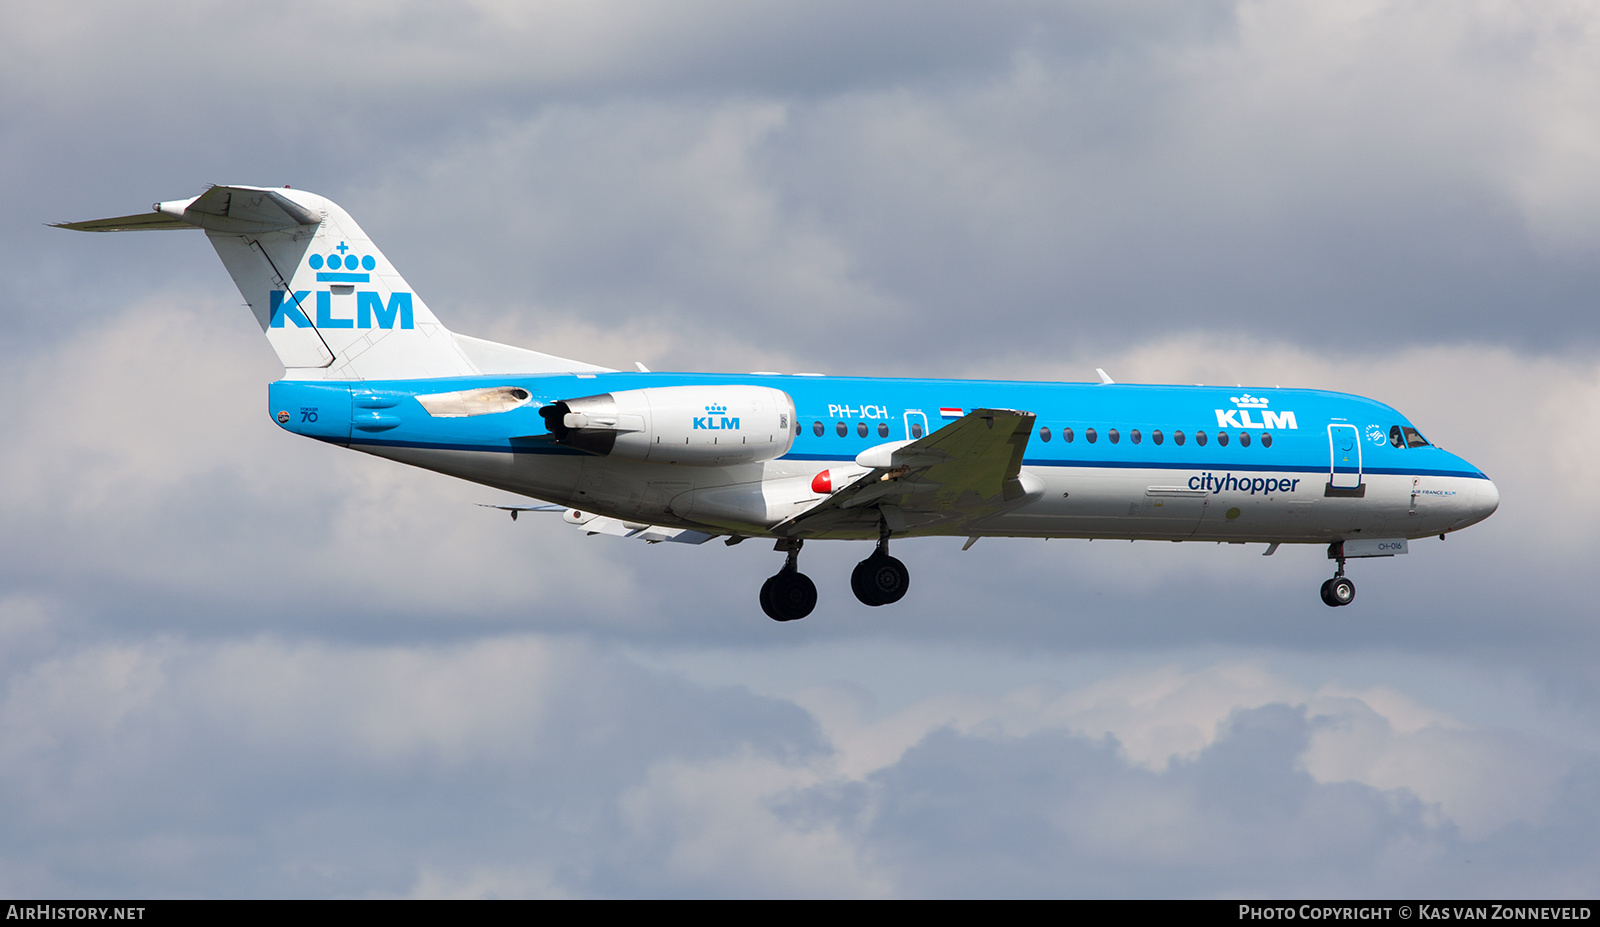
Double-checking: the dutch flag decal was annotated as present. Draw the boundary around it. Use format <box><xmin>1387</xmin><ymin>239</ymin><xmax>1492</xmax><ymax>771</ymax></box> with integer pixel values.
<box><xmin>939</xmin><ymin>407</ymin><xmax>963</xmax><ymax>419</ymax></box>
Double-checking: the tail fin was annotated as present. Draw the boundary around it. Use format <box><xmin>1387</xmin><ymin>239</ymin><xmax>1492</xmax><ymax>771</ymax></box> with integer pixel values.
<box><xmin>56</xmin><ymin>185</ymin><xmax>608</xmax><ymax>380</ymax></box>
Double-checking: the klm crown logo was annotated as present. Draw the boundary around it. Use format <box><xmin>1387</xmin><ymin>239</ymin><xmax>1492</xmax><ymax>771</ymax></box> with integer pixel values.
<box><xmin>308</xmin><ymin>241</ymin><xmax>375</xmax><ymax>282</ymax></box>
<box><xmin>1230</xmin><ymin>393</ymin><xmax>1270</xmax><ymax>408</ymax></box>
<box><xmin>693</xmin><ymin>403</ymin><xmax>739</xmax><ymax>431</ymax></box>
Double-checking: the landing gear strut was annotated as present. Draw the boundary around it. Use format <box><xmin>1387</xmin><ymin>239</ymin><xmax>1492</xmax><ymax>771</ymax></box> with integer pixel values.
<box><xmin>1320</xmin><ymin>544</ymin><xmax>1356</xmax><ymax>607</ymax></box>
<box><xmin>761</xmin><ymin>539</ymin><xmax>817</xmax><ymax>622</ymax></box>
<box><xmin>851</xmin><ymin>522</ymin><xmax>910</xmax><ymax>607</ymax></box>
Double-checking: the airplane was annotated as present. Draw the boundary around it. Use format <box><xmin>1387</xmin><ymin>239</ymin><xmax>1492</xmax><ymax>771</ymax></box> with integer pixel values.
<box><xmin>57</xmin><ymin>185</ymin><xmax>1500</xmax><ymax>621</ymax></box>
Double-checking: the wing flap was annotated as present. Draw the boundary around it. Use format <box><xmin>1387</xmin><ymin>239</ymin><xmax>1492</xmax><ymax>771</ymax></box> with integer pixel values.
<box><xmin>567</xmin><ymin>510</ymin><xmax>717</xmax><ymax>544</ymax></box>
<box><xmin>479</xmin><ymin>502</ymin><xmax>716</xmax><ymax>544</ymax></box>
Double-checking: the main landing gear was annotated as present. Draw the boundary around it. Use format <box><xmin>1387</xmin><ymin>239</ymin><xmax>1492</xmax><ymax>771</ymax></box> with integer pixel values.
<box><xmin>1319</xmin><ymin>545</ymin><xmax>1356</xmax><ymax>607</ymax></box>
<box><xmin>759</xmin><ymin>524</ymin><xmax>913</xmax><ymax>621</ymax></box>
<box><xmin>760</xmin><ymin>539</ymin><xmax>818</xmax><ymax>622</ymax></box>
<box><xmin>851</xmin><ymin>525</ymin><xmax>909</xmax><ymax>607</ymax></box>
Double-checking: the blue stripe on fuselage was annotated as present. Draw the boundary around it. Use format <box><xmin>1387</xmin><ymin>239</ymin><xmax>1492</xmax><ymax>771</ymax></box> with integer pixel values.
<box><xmin>274</xmin><ymin>371</ymin><xmax>1487</xmax><ymax>481</ymax></box>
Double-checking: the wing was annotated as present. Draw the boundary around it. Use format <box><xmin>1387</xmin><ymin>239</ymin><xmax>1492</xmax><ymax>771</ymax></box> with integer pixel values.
<box><xmin>479</xmin><ymin>502</ymin><xmax>716</xmax><ymax>544</ymax></box>
<box><xmin>564</xmin><ymin>508</ymin><xmax>717</xmax><ymax>545</ymax></box>
<box><xmin>776</xmin><ymin>408</ymin><xmax>1039</xmax><ymax>538</ymax></box>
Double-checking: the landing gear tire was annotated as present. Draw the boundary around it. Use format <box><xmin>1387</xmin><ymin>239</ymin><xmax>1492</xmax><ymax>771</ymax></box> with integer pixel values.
<box><xmin>851</xmin><ymin>553</ymin><xmax>910</xmax><ymax>607</ymax></box>
<box><xmin>761</xmin><ymin>539</ymin><xmax>816</xmax><ymax>622</ymax></box>
<box><xmin>761</xmin><ymin>569</ymin><xmax>817</xmax><ymax>622</ymax></box>
<box><xmin>1319</xmin><ymin>576</ymin><xmax>1355</xmax><ymax>607</ymax></box>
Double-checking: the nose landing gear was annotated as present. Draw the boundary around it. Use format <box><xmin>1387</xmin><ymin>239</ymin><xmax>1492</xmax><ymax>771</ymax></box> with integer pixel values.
<box><xmin>760</xmin><ymin>539</ymin><xmax>817</xmax><ymax>622</ymax></box>
<box><xmin>1319</xmin><ymin>544</ymin><xmax>1355</xmax><ymax>607</ymax></box>
<box><xmin>851</xmin><ymin>524</ymin><xmax>910</xmax><ymax>607</ymax></box>
<box><xmin>1320</xmin><ymin>575</ymin><xmax>1355</xmax><ymax>607</ymax></box>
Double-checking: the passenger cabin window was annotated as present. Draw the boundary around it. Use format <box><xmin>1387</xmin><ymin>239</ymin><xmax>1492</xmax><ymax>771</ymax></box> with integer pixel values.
<box><xmin>878</xmin><ymin>422</ymin><xmax>889</xmax><ymax>438</ymax></box>
<box><xmin>1174</xmin><ymin>430</ymin><xmax>1185</xmax><ymax>446</ymax></box>
<box><xmin>1238</xmin><ymin>431</ymin><xmax>1250</xmax><ymax>447</ymax></box>
<box><xmin>911</xmin><ymin>422</ymin><xmax>924</xmax><ymax>438</ymax></box>
<box><xmin>1261</xmin><ymin>432</ymin><xmax>1273</xmax><ymax>448</ymax></box>
<box><xmin>1131</xmin><ymin>429</ymin><xmax>1142</xmax><ymax>444</ymax></box>
<box><xmin>1085</xmin><ymin>427</ymin><xmax>1098</xmax><ymax>444</ymax></box>
<box><xmin>1039</xmin><ymin>426</ymin><xmax>1052</xmax><ymax>443</ymax></box>
<box><xmin>1062</xmin><ymin>427</ymin><xmax>1074</xmax><ymax>443</ymax></box>
<box><xmin>836</xmin><ymin>421</ymin><xmax>847</xmax><ymax>437</ymax></box>
<box><xmin>1152</xmin><ymin>430</ymin><xmax>1163</xmax><ymax>445</ymax></box>
<box><xmin>857</xmin><ymin>422</ymin><xmax>868</xmax><ymax>438</ymax></box>
<box><xmin>1217</xmin><ymin>431</ymin><xmax>1229</xmax><ymax>447</ymax></box>
<box><xmin>813</xmin><ymin>421</ymin><xmax>824</xmax><ymax>437</ymax></box>
<box><xmin>1195</xmin><ymin>430</ymin><xmax>1207</xmax><ymax>447</ymax></box>
<box><xmin>1108</xmin><ymin>428</ymin><xmax>1120</xmax><ymax>444</ymax></box>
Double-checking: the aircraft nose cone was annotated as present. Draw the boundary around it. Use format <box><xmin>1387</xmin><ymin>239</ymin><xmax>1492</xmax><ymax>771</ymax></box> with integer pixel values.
<box><xmin>1474</xmin><ymin>477</ymin><xmax>1500</xmax><ymax>522</ymax></box>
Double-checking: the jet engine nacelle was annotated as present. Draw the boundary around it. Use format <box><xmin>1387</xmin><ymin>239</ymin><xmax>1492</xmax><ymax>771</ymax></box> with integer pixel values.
<box><xmin>540</xmin><ymin>385</ymin><xmax>797</xmax><ymax>466</ymax></box>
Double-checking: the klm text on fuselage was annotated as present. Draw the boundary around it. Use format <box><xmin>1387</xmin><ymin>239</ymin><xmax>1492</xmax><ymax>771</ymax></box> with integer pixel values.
<box><xmin>1216</xmin><ymin>408</ymin><xmax>1297</xmax><ymax>429</ymax></box>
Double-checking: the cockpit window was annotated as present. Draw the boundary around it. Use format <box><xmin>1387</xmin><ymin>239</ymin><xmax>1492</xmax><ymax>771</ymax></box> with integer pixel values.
<box><xmin>1390</xmin><ymin>424</ymin><xmax>1430</xmax><ymax>448</ymax></box>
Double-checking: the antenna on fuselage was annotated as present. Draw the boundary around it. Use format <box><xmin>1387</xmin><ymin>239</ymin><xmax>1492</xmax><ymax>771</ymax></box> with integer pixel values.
<box><xmin>1095</xmin><ymin>368</ymin><xmax>1114</xmax><ymax>385</ymax></box>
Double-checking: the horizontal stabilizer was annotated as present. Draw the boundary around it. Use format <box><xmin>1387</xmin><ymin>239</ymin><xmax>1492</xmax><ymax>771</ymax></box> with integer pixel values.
<box><xmin>52</xmin><ymin>212</ymin><xmax>192</xmax><ymax>232</ymax></box>
<box><xmin>55</xmin><ymin>185</ymin><xmax>323</xmax><ymax>235</ymax></box>
<box><xmin>180</xmin><ymin>185</ymin><xmax>322</xmax><ymax>229</ymax></box>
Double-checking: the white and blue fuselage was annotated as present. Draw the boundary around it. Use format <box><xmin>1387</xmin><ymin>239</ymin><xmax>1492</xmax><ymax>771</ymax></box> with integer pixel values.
<box><xmin>270</xmin><ymin>372</ymin><xmax>1496</xmax><ymax>544</ymax></box>
<box><xmin>59</xmin><ymin>185</ymin><xmax>1498</xmax><ymax>620</ymax></box>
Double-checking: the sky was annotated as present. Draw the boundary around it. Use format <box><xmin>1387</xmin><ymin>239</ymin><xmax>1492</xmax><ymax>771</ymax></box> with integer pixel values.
<box><xmin>3</xmin><ymin>0</ymin><xmax>1600</xmax><ymax>898</ymax></box>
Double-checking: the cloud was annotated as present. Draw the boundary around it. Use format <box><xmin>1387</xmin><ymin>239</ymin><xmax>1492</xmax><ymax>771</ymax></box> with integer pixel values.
<box><xmin>14</xmin><ymin>1</ymin><xmax>1600</xmax><ymax>365</ymax></box>
<box><xmin>2</xmin><ymin>639</ymin><xmax>1593</xmax><ymax>897</ymax></box>
<box><xmin>0</xmin><ymin>633</ymin><xmax>827</xmax><ymax>897</ymax></box>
